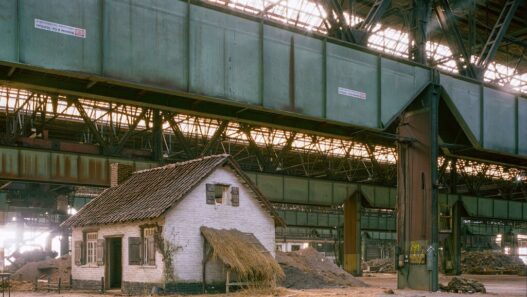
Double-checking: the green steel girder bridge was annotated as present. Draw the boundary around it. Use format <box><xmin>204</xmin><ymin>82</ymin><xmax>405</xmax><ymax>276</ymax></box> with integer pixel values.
<box><xmin>0</xmin><ymin>0</ymin><xmax>527</xmax><ymax>292</ymax></box>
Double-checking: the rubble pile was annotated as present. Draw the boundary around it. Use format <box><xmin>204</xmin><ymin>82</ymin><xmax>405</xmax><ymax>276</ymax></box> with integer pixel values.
<box><xmin>461</xmin><ymin>250</ymin><xmax>527</xmax><ymax>275</ymax></box>
<box><xmin>11</xmin><ymin>255</ymin><xmax>71</xmax><ymax>283</ymax></box>
<box><xmin>6</xmin><ymin>250</ymin><xmax>57</xmax><ymax>272</ymax></box>
<box><xmin>364</xmin><ymin>258</ymin><xmax>395</xmax><ymax>273</ymax></box>
<box><xmin>276</xmin><ymin>248</ymin><xmax>367</xmax><ymax>289</ymax></box>
<box><xmin>440</xmin><ymin>277</ymin><xmax>486</xmax><ymax>294</ymax></box>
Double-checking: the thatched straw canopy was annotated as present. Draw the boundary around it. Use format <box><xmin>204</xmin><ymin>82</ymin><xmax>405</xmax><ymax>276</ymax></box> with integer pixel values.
<box><xmin>200</xmin><ymin>226</ymin><xmax>284</xmax><ymax>282</ymax></box>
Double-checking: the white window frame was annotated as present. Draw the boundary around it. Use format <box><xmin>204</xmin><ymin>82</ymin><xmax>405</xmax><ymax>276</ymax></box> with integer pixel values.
<box><xmin>143</xmin><ymin>227</ymin><xmax>156</xmax><ymax>265</ymax></box>
<box><xmin>86</xmin><ymin>232</ymin><xmax>97</xmax><ymax>265</ymax></box>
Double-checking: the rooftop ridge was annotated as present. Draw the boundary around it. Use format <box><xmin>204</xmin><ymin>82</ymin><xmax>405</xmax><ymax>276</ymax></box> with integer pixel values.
<box><xmin>133</xmin><ymin>154</ymin><xmax>230</xmax><ymax>174</ymax></box>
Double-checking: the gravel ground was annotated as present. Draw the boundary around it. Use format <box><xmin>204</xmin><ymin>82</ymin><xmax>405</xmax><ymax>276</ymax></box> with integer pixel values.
<box><xmin>3</xmin><ymin>274</ymin><xmax>525</xmax><ymax>297</ymax></box>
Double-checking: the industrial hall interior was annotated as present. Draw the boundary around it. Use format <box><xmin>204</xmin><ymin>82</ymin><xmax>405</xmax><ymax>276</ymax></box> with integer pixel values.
<box><xmin>0</xmin><ymin>0</ymin><xmax>527</xmax><ymax>296</ymax></box>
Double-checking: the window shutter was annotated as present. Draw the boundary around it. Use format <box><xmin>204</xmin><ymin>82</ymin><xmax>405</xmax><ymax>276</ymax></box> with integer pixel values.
<box><xmin>96</xmin><ymin>239</ymin><xmax>105</xmax><ymax>266</ymax></box>
<box><xmin>231</xmin><ymin>187</ymin><xmax>239</xmax><ymax>207</ymax></box>
<box><xmin>206</xmin><ymin>184</ymin><xmax>215</xmax><ymax>205</ymax></box>
<box><xmin>128</xmin><ymin>237</ymin><xmax>142</xmax><ymax>265</ymax></box>
<box><xmin>74</xmin><ymin>241</ymin><xmax>83</xmax><ymax>266</ymax></box>
<box><xmin>147</xmin><ymin>238</ymin><xmax>156</xmax><ymax>265</ymax></box>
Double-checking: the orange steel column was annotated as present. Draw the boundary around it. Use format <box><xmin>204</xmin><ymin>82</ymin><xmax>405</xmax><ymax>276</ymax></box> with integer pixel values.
<box><xmin>343</xmin><ymin>192</ymin><xmax>361</xmax><ymax>276</ymax></box>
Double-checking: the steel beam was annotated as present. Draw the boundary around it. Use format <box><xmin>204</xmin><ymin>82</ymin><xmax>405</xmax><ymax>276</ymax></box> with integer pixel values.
<box><xmin>350</xmin><ymin>0</ymin><xmax>391</xmax><ymax>46</ymax></box>
<box><xmin>411</xmin><ymin>0</ymin><xmax>433</xmax><ymax>64</ymax></box>
<box><xmin>434</xmin><ymin>0</ymin><xmax>478</xmax><ymax>78</ymax></box>
<box><xmin>0</xmin><ymin>146</ymin><xmax>158</xmax><ymax>186</ymax></box>
<box><xmin>475</xmin><ymin>0</ymin><xmax>521</xmax><ymax>78</ymax></box>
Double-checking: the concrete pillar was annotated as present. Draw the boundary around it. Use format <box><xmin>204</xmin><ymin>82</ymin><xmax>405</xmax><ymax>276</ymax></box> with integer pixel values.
<box><xmin>343</xmin><ymin>192</ymin><xmax>361</xmax><ymax>276</ymax></box>
<box><xmin>396</xmin><ymin>84</ymin><xmax>439</xmax><ymax>291</ymax></box>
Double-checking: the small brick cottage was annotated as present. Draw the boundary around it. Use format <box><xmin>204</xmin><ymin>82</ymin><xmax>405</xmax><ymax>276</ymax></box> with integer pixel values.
<box><xmin>61</xmin><ymin>155</ymin><xmax>282</xmax><ymax>294</ymax></box>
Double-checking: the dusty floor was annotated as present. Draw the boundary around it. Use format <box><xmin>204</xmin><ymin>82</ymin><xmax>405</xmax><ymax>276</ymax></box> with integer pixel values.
<box><xmin>3</xmin><ymin>274</ymin><xmax>526</xmax><ymax>297</ymax></box>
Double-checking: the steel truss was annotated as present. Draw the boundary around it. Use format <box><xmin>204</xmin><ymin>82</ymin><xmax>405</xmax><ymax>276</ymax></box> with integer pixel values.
<box><xmin>0</xmin><ymin>86</ymin><xmax>525</xmax><ymax>199</ymax></box>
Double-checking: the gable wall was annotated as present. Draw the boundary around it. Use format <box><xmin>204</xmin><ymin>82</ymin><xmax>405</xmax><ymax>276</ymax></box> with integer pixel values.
<box><xmin>163</xmin><ymin>166</ymin><xmax>276</xmax><ymax>283</ymax></box>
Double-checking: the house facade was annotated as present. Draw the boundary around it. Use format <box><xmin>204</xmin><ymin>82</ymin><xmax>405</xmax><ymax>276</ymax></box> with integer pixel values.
<box><xmin>62</xmin><ymin>155</ymin><xmax>281</xmax><ymax>294</ymax></box>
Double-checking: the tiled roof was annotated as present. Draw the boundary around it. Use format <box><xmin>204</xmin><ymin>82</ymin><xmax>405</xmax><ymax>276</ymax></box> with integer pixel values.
<box><xmin>62</xmin><ymin>154</ymin><xmax>283</xmax><ymax>227</ymax></box>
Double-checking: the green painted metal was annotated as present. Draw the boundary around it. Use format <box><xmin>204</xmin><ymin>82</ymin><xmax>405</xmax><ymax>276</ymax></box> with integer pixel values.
<box><xmin>0</xmin><ymin>193</ymin><xmax>7</xmax><ymax>208</ymax></box>
<box><xmin>361</xmin><ymin>212</ymin><xmax>396</xmax><ymax>231</ymax></box>
<box><xmin>0</xmin><ymin>146</ymin><xmax>157</xmax><ymax>186</ymax></box>
<box><xmin>1</xmin><ymin>145</ymin><xmax>524</xmax><ymax>223</ymax></box>
<box><xmin>20</xmin><ymin>0</ymin><xmax>101</xmax><ymax>73</ymax></box>
<box><xmin>0</xmin><ymin>0</ymin><xmax>17</xmax><ymax>61</ymax></box>
<box><xmin>0</xmin><ymin>0</ymin><xmax>428</xmax><ymax>132</ymax></box>
<box><xmin>438</xmin><ymin>193</ymin><xmax>459</xmax><ymax>208</ymax></box>
<box><xmin>360</xmin><ymin>185</ymin><xmax>397</xmax><ymax>208</ymax></box>
<box><xmin>365</xmin><ymin>231</ymin><xmax>396</xmax><ymax>240</ymax></box>
<box><xmin>464</xmin><ymin>223</ymin><xmax>509</xmax><ymax>236</ymax></box>
<box><xmin>440</xmin><ymin>73</ymin><xmax>526</xmax><ymax>156</ymax></box>
<box><xmin>461</xmin><ymin>195</ymin><xmax>527</xmax><ymax>221</ymax></box>
<box><xmin>251</xmin><ymin>172</ymin><xmax>357</xmax><ymax>206</ymax></box>
<box><xmin>106</xmin><ymin>0</ymin><xmax>189</xmax><ymax>90</ymax></box>
<box><xmin>518</xmin><ymin>99</ymin><xmax>527</xmax><ymax>155</ymax></box>
<box><xmin>274</xmin><ymin>208</ymin><xmax>395</xmax><ymax>231</ymax></box>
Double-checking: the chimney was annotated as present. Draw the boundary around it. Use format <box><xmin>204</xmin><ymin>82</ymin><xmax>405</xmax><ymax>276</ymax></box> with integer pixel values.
<box><xmin>110</xmin><ymin>163</ymin><xmax>134</xmax><ymax>187</ymax></box>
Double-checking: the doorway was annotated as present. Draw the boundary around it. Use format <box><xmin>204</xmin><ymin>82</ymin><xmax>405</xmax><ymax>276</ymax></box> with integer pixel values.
<box><xmin>106</xmin><ymin>238</ymin><xmax>122</xmax><ymax>289</ymax></box>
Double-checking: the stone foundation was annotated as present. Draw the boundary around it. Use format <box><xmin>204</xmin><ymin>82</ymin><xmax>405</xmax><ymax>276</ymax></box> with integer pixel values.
<box><xmin>72</xmin><ymin>279</ymin><xmax>102</xmax><ymax>291</ymax></box>
<box><xmin>122</xmin><ymin>281</ymin><xmax>163</xmax><ymax>295</ymax></box>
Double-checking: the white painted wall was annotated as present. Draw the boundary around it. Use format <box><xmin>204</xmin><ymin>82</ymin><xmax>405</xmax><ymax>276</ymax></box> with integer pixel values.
<box><xmin>71</xmin><ymin>220</ymin><xmax>164</xmax><ymax>284</ymax></box>
<box><xmin>163</xmin><ymin>166</ymin><xmax>276</xmax><ymax>283</ymax></box>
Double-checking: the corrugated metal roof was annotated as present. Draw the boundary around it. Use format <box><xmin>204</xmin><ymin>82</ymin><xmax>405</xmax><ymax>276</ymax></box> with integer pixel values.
<box><xmin>62</xmin><ymin>154</ymin><xmax>283</xmax><ymax>227</ymax></box>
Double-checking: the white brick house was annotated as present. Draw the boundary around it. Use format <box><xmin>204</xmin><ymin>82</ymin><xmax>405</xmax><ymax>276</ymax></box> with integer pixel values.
<box><xmin>61</xmin><ymin>155</ymin><xmax>282</xmax><ymax>294</ymax></box>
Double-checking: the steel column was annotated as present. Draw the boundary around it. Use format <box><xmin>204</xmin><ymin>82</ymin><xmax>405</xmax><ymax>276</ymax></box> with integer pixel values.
<box><xmin>396</xmin><ymin>83</ymin><xmax>439</xmax><ymax>291</ymax></box>
<box><xmin>411</xmin><ymin>0</ymin><xmax>432</xmax><ymax>64</ymax></box>
<box><xmin>343</xmin><ymin>191</ymin><xmax>362</xmax><ymax>276</ymax></box>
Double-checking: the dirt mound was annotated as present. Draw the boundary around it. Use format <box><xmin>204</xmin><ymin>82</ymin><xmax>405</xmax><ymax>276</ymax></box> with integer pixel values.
<box><xmin>364</xmin><ymin>258</ymin><xmax>395</xmax><ymax>273</ymax></box>
<box><xmin>11</xmin><ymin>254</ymin><xmax>71</xmax><ymax>283</ymax></box>
<box><xmin>440</xmin><ymin>277</ymin><xmax>486</xmax><ymax>294</ymax></box>
<box><xmin>276</xmin><ymin>248</ymin><xmax>367</xmax><ymax>289</ymax></box>
<box><xmin>6</xmin><ymin>250</ymin><xmax>57</xmax><ymax>272</ymax></box>
<box><xmin>461</xmin><ymin>250</ymin><xmax>526</xmax><ymax>275</ymax></box>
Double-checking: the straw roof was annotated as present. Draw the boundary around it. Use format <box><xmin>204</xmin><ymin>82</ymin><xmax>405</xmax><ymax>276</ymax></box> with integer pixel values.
<box><xmin>200</xmin><ymin>226</ymin><xmax>284</xmax><ymax>283</ymax></box>
<box><xmin>62</xmin><ymin>155</ymin><xmax>283</xmax><ymax>227</ymax></box>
